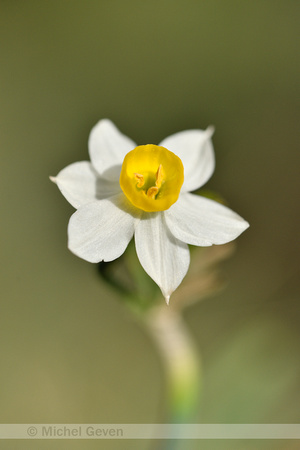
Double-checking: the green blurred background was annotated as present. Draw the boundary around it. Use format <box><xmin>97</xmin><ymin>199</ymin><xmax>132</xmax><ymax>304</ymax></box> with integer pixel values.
<box><xmin>1</xmin><ymin>1</ymin><xmax>299</xmax><ymax>449</ymax></box>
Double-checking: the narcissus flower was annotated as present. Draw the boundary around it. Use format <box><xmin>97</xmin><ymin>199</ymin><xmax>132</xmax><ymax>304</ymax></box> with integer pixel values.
<box><xmin>51</xmin><ymin>119</ymin><xmax>249</xmax><ymax>303</ymax></box>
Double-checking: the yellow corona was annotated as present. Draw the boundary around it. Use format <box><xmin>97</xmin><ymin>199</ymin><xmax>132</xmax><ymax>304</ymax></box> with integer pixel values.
<box><xmin>120</xmin><ymin>145</ymin><xmax>184</xmax><ymax>212</ymax></box>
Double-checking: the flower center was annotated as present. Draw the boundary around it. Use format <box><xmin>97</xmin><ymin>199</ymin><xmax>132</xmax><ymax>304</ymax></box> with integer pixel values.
<box><xmin>119</xmin><ymin>144</ymin><xmax>184</xmax><ymax>212</ymax></box>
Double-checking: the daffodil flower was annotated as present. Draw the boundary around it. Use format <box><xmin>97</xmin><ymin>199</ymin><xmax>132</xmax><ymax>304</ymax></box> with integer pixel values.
<box><xmin>51</xmin><ymin>119</ymin><xmax>249</xmax><ymax>303</ymax></box>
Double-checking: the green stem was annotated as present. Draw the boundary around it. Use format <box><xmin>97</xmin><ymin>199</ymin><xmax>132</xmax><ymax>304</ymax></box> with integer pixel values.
<box><xmin>145</xmin><ymin>306</ymin><xmax>202</xmax><ymax>424</ymax></box>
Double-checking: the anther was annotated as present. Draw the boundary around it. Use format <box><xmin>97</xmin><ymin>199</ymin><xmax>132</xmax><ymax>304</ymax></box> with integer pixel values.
<box><xmin>134</xmin><ymin>173</ymin><xmax>145</xmax><ymax>188</ymax></box>
<box><xmin>147</xmin><ymin>186</ymin><xmax>159</xmax><ymax>199</ymax></box>
<box><xmin>155</xmin><ymin>164</ymin><xmax>164</xmax><ymax>189</ymax></box>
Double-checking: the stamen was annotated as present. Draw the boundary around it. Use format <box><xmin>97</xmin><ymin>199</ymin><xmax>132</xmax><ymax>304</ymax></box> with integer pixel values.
<box><xmin>155</xmin><ymin>164</ymin><xmax>164</xmax><ymax>188</ymax></box>
<box><xmin>134</xmin><ymin>173</ymin><xmax>144</xmax><ymax>188</ymax></box>
<box><xmin>147</xmin><ymin>186</ymin><xmax>159</xmax><ymax>199</ymax></box>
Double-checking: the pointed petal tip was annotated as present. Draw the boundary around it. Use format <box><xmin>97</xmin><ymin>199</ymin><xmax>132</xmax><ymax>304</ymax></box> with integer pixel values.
<box><xmin>93</xmin><ymin>118</ymin><xmax>113</xmax><ymax>129</ymax></box>
<box><xmin>239</xmin><ymin>217</ymin><xmax>250</xmax><ymax>230</ymax></box>
<box><xmin>165</xmin><ymin>295</ymin><xmax>170</xmax><ymax>305</ymax></box>
<box><xmin>49</xmin><ymin>176</ymin><xmax>57</xmax><ymax>184</ymax></box>
<box><xmin>206</xmin><ymin>125</ymin><xmax>215</xmax><ymax>137</ymax></box>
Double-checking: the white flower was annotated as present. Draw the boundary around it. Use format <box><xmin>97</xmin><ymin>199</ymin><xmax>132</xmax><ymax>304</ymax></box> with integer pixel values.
<box><xmin>51</xmin><ymin>119</ymin><xmax>249</xmax><ymax>303</ymax></box>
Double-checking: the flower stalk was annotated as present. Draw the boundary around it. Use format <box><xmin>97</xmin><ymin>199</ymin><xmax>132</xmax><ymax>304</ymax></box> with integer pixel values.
<box><xmin>145</xmin><ymin>306</ymin><xmax>201</xmax><ymax>423</ymax></box>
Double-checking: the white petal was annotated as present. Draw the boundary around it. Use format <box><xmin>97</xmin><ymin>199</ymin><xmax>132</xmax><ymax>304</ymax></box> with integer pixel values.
<box><xmin>159</xmin><ymin>127</ymin><xmax>215</xmax><ymax>192</ymax></box>
<box><xmin>88</xmin><ymin>119</ymin><xmax>136</xmax><ymax>181</ymax></box>
<box><xmin>68</xmin><ymin>194</ymin><xmax>139</xmax><ymax>262</ymax></box>
<box><xmin>135</xmin><ymin>213</ymin><xmax>190</xmax><ymax>302</ymax></box>
<box><xmin>165</xmin><ymin>193</ymin><xmax>249</xmax><ymax>246</ymax></box>
<box><xmin>51</xmin><ymin>161</ymin><xmax>120</xmax><ymax>208</ymax></box>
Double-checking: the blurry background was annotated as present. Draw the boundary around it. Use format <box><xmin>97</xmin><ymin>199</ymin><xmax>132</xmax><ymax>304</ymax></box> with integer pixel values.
<box><xmin>0</xmin><ymin>1</ymin><xmax>299</xmax><ymax>449</ymax></box>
